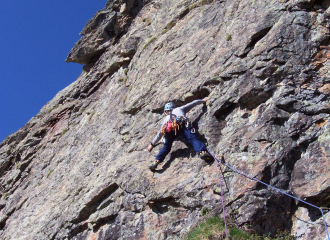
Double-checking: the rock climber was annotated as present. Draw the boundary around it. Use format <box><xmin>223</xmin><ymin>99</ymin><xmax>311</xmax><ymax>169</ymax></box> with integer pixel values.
<box><xmin>148</xmin><ymin>98</ymin><xmax>212</xmax><ymax>171</ymax></box>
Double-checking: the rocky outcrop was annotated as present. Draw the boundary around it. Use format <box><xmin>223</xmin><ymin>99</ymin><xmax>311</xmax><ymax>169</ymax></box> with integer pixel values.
<box><xmin>1</xmin><ymin>0</ymin><xmax>330</xmax><ymax>239</ymax></box>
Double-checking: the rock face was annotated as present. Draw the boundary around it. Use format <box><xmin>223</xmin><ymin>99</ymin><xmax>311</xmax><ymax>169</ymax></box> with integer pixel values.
<box><xmin>1</xmin><ymin>0</ymin><xmax>330</xmax><ymax>239</ymax></box>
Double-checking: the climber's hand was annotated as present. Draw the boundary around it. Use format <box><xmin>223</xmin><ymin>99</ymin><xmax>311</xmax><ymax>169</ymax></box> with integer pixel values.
<box><xmin>148</xmin><ymin>144</ymin><xmax>153</xmax><ymax>152</ymax></box>
<box><xmin>203</xmin><ymin>97</ymin><xmax>209</xmax><ymax>103</ymax></box>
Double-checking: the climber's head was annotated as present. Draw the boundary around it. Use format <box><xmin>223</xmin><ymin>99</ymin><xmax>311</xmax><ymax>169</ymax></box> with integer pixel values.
<box><xmin>164</xmin><ymin>102</ymin><xmax>175</xmax><ymax>114</ymax></box>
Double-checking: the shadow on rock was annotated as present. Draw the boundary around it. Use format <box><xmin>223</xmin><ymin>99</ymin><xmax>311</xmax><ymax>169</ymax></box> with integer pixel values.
<box><xmin>155</xmin><ymin>147</ymin><xmax>193</xmax><ymax>173</ymax></box>
<box><xmin>192</xmin><ymin>104</ymin><xmax>209</xmax><ymax>147</ymax></box>
<box><xmin>155</xmin><ymin>147</ymin><xmax>214</xmax><ymax>174</ymax></box>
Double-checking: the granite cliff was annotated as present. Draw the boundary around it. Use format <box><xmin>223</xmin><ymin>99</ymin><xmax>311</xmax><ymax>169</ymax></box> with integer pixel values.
<box><xmin>1</xmin><ymin>0</ymin><xmax>330</xmax><ymax>239</ymax></box>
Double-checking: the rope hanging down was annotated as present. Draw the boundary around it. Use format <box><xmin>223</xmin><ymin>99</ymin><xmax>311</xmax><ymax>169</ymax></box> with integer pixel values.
<box><xmin>207</xmin><ymin>148</ymin><xmax>330</xmax><ymax>240</ymax></box>
<box><xmin>216</xmin><ymin>159</ymin><xmax>229</xmax><ymax>240</ymax></box>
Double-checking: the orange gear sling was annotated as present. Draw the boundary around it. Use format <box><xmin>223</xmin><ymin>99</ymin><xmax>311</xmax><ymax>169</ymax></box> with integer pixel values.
<box><xmin>161</xmin><ymin>118</ymin><xmax>180</xmax><ymax>135</ymax></box>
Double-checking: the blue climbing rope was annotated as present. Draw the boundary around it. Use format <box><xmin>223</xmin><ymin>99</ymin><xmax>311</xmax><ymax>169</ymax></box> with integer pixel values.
<box><xmin>207</xmin><ymin>148</ymin><xmax>330</xmax><ymax>240</ymax></box>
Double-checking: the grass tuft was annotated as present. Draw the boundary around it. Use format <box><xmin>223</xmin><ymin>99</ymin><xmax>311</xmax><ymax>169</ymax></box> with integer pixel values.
<box><xmin>189</xmin><ymin>0</ymin><xmax>215</xmax><ymax>10</ymax></box>
<box><xmin>47</xmin><ymin>104</ymin><xmax>59</xmax><ymax>113</ymax></box>
<box><xmin>142</xmin><ymin>37</ymin><xmax>157</xmax><ymax>50</ymax></box>
<box><xmin>62</xmin><ymin>128</ymin><xmax>69</xmax><ymax>135</ymax></box>
<box><xmin>185</xmin><ymin>216</ymin><xmax>294</xmax><ymax>240</ymax></box>
<box><xmin>185</xmin><ymin>216</ymin><xmax>227</xmax><ymax>240</ymax></box>
<box><xmin>47</xmin><ymin>169</ymin><xmax>54</xmax><ymax>178</ymax></box>
<box><xmin>3</xmin><ymin>193</ymin><xmax>9</xmax><ymax>199</ymax></box>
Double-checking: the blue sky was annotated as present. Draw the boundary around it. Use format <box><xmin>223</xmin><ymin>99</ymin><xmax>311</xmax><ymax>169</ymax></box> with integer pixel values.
<box><xmin>0</xmin><ymin>1</ymin><xmax>106</xmax><ymax>142</ymax></box>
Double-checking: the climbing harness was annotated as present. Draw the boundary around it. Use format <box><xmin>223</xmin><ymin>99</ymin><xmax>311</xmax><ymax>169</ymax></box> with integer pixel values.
<box><xmin>207</xmin><ymin>148</ymin><xmax>330</xmax><ymax>240</ymax></box>
<box><xmin>184</xmin><ymin>117</ymin><xmax>196</xmax><ymax>133</ymax></box>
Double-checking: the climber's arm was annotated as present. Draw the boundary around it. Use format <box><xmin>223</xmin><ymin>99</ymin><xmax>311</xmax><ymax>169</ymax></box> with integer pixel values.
<box><xmin>148</xmin><ymin>118</ymin><xmax>167</xmax><ymax>152</ymax></box>
<box><xmin>180</xmin><ymin>98</ymin><xmax>208</xmax><ymax>113</ymax></box>
<box><xmin>148</xmin><ymin>130</ymin><xmax>162</xmax><ymax>152</ymax></box>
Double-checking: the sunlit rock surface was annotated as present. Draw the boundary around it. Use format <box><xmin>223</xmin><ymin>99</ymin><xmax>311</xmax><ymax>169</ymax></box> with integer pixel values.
<box><xmin>1</xmin><ymin>0</ymin><xmax>330</xmax><ymax>239</ymax></box>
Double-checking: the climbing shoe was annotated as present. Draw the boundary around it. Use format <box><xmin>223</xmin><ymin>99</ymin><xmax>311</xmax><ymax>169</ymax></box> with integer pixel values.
<box><xmin>199</xmin><ymin>151</ymin><xmax>213</xmax><ymax>161</ymax></box>
<box><xmin>149</xmin><ymin>160</ymin><xmax>160</xmax><ymax>171</ymax></box>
